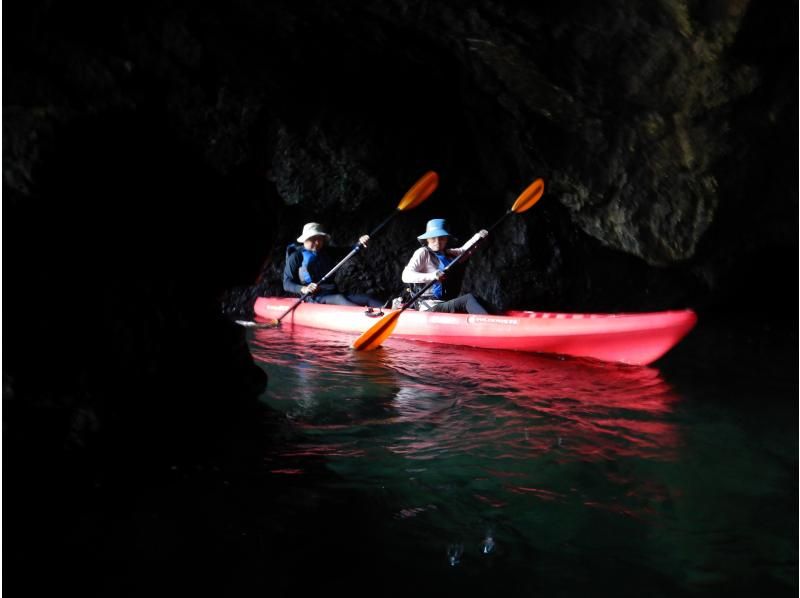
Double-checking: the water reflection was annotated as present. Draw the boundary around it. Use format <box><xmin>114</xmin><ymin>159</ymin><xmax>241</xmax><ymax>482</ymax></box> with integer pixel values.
<box><xmin>245</xmin><ymin>327</ymin><xmax>795</xmax><ymax>593</ymax></box>
<box><xmin>250</xmin><ymin>326</ymin><xmax>681</xmax><ymax>465</ymax></box>
<box><xmin>249</xmin><ymin>325</ymin><xmax>682</xmax><ymax>537</ymax></box>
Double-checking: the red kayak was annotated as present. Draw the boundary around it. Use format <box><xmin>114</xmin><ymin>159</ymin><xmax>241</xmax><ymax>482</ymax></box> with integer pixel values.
<box><xmin>253</xmin><ymin>297</ymin><xmax>697</xmax><ymax>365</ymax></box>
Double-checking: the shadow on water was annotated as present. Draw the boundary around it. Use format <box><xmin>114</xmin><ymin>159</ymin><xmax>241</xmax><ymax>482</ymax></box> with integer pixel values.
<box><xmin>247</xmin><ymin>325</ymin><xmax>797</xmax><ymax>597</ymax></box>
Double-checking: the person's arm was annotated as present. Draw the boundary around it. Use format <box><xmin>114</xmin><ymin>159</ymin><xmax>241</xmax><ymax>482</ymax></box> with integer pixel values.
<box><xmin>402</xmin><ymin>248</ymin><xmax>440</xmax><ymax>284</ymax></box>
<box><xmin>282</xmin><ymin>252</ymin><xmax>305</xmax><ymax>295</ymax></box>
<box><xmin>451</xmin><ymin>230</ymin><xmax>488</xmax><ymax>256</ymax></box>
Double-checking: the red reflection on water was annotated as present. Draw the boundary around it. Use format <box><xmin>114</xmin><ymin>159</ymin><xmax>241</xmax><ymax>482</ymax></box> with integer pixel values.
<box><xmin>510</xmin><ymin>487</ymin><xmax>564</xmax><ymax>501</ymax></box>
<box><xmin>249</xmin><ymin>325</ymin><xmax>683</xmax><ymax>463</ymax></box>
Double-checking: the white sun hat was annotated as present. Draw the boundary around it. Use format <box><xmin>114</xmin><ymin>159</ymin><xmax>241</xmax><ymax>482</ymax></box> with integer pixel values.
<box><xmin>297</xmin><ymin>222</ymin><xmax>330</xmax><ymax>243</ymax></box>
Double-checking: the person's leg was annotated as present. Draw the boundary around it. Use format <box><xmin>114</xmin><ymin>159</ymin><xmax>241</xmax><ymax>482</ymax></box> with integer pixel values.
<box><xmin>428</xmin><ymin>299</ymin><xmax>456</xmax><ymax>313</ymax></box>
<box><xmin>429</xmin><ymin>294</ymin><xmax>488</xmax><ymax>314</ymax></box>
<box><xmin>462</xmin><ymin>293</ymin><xmax>489</xmax><ymax>314</ymax></box>
<box><xmin>314</xmin><ymin>293</ymin><xmax>362</xmax><ymax>307</ymax></box>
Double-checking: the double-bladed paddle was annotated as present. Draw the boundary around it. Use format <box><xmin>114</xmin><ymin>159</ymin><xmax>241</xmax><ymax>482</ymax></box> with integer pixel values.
<box><xmin>254</xmin><ymin>171</ymin><xmax>440</xmax><ymax>328</ymax></box>
<box><xmin>350</xmin><ymin>178</ymin><xmax>545</xmax><ymax>351</ymax></box>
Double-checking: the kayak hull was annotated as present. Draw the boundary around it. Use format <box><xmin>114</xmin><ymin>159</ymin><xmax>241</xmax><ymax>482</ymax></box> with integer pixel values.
<box><xmin>253</xmin><ymin>297</ymin><xmax>697</xmax><ymax>365</ymax></box>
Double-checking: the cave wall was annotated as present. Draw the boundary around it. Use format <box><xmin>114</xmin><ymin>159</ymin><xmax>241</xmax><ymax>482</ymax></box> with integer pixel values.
<box><xmin>3</xmin><ymin>0</ymin><xmax>797</xmax><ymax>460</ymax></box>
<box><xmin>5</xmin><ymin>0</ymin><xmax>797</xmax><ymax>318</ymax></box>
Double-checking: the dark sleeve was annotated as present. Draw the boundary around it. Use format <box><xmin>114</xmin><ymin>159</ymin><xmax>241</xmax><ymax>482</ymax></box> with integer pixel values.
<box><xmin>283</xmin><ymin>251</ymin><xmax>304</xmax><ymax>295</ymax></box>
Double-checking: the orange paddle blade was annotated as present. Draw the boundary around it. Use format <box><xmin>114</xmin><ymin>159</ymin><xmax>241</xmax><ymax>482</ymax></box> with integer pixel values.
<box><xmin>511</xmin><ymin>178</ymin><xmax>545</xmax><ymax>213</ymax></box>
<box><xmin>397</xmin><ymin>171</ymin><xmax>439</xmax><ymax>211</ymax></box>
<box><xmin>351</xmin><ymin>310</ymin><xmax>402</xmax><ymax>351</ymax></box>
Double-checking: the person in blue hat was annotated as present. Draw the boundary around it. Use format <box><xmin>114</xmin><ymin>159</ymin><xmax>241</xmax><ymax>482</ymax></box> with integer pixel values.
<box><xmin>400</xmin><ymin>219</ymin><xmax>489</xmax><ymax>313</ymax></box>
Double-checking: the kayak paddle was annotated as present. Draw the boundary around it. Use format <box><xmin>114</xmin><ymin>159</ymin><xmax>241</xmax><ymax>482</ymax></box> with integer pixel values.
<box><xmin>350</xmin><ymin>178</ymin><xmax>545</xmax><ymax>351</ymax></box>
<box><xmin>254</xmin><ymin>171</ymin><xmax>440</xmax><ymax>328</ymax></box>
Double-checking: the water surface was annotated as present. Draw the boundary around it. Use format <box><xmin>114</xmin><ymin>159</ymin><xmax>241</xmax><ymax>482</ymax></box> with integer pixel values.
<box><xmin>248</xmin><ymin>324</ymin><xmax>796</xmax><ymax>596</ymax></box>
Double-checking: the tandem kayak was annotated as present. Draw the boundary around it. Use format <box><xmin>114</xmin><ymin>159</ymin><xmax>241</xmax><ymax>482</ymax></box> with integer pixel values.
<box><xmin>253</xmin><ymin>297</ymin><xmax>697</xmax><ymax>365</ymax></box>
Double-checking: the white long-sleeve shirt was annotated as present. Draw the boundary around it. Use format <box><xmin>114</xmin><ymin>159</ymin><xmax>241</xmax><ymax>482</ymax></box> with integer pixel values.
<box><xmin>401</xmin><ymin>233</ymin><xmax>484</xmax><ymax>284</ymax></box>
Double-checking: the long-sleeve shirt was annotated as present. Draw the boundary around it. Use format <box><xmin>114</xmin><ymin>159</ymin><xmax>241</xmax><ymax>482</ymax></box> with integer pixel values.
<box><xmin>401</xmin><ymin>233</ymin><xmax>484</xmax><ymax>284</ymax></box>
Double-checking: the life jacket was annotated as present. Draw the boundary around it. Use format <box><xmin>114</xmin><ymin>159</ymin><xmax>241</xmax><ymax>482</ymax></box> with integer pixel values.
<box><xmin>298</xmin><ymin>248</ymin><xmax>317</xmax><ymax>284</ymax></box>
<box><xmin>410</xmin><ymin>248</ymin><xmax>463</xmax><ymax>304</ymax></box>
<box><xmin>286</xmin><ymin>242</ymin><xmax>337</xmax><ymax>293</ymax></box>
<box><xmin>429</xmin><ymin>250</ymin><xmax>452</xmax><ymax>299</ymax></box>
<box><xmin>285</xmin><ymin>242</ymin><xmax>301</xmax><ymax>259</ymax></box>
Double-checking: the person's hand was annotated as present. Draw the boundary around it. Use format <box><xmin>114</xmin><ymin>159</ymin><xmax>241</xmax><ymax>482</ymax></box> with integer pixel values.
<box><xmin>359</xmin><ymin>235</ymin><xmax>370</xmax><ymax>247</ymax></box>
<box><xmin>301</xmin><ymin>282</ymin><xmax>318</xmax><ymax>295</ymax></box>
<box><xmin>478</xmin><ymin>229</ymin><xmax>488</xmax><ymax>239</ymax></box>
<box><xmin>434</xmin><ymin>270</ymin><xmax>447</xmax><ymax>281</ymax></box>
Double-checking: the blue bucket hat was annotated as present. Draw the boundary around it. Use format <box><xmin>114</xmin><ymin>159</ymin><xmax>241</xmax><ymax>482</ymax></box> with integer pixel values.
<box><xmin>417</xmin><ymin>218</ymin><xmax>450</xmax><ymax>240</ymax></box>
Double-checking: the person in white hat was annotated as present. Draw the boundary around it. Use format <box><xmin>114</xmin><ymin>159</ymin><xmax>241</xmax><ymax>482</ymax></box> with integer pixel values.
<box><xmin>400</xmin><ymin>218</ymin><xmax>489</xmax><ymax>313</ymax></box>
<box><xmin>282</xmin><ymin>222</ymin><xmax>383</xmax><ymax>307</ymax></box>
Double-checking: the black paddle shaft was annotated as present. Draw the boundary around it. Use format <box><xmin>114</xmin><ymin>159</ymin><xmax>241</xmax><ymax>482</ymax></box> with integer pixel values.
<box><xmin>315</xmin><ymin>209</ymin><xmax>405</xmax><ymax>285</ymax></box>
